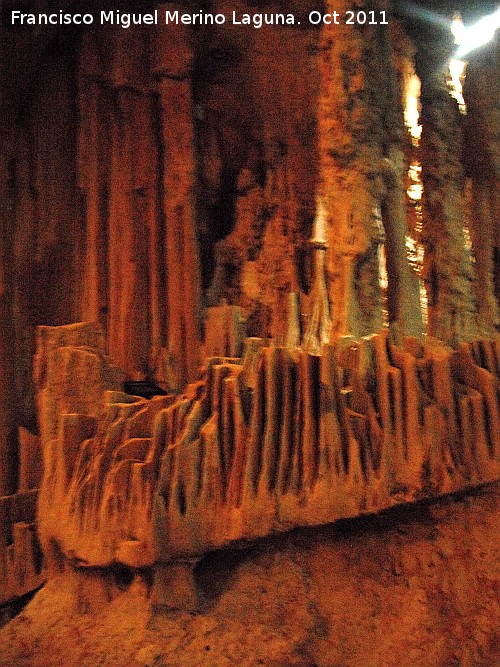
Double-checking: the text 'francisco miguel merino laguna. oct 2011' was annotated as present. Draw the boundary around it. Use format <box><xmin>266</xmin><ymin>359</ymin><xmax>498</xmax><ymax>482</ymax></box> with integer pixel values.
<box><xmin>10</xmin><ymin>9</ymin><xmax>390</xmax><ymax>29</ymax></box>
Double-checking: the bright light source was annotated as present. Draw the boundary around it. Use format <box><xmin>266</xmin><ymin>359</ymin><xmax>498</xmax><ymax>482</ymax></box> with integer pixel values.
<box><xmin>454</xmin><ymin>9</ymin><xmax>500</xmax><ymax>58</ymax></box>
<box><xmin>407</xmin><ymin>183</ymin><xmax>423</xmax><ymax>201</ymax></box>
<box><xmin>451</xmin><ymin>15</ymin><xmax>466</xmax><ymax>44</ymax></box>
<box><xmin>404</xmin><ymin>72</ymin><xmax>422</xmax><ymax>144</ymax></box>
<box><xmin>448</xmin><ymin>58</ymin><xmax>467</xmax><ymax>113</ymax></box>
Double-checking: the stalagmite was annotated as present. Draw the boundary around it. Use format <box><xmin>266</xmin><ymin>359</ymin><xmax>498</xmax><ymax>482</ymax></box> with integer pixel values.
<box><xmin>204</xmin><ymin>303</ymin><xmax>246</xmax><ymax>358</ymax></box>
<box><xmin>0</xmin><ymin>491</ymin><xmax>44</xmax><ymax>605</ymax></box>
<box><xmin>381</xmin><ymin>147</ymin><xmax>424</xmax><ymax>338</ymax></box>
<box><xmin>302</xmin><ymin>239</ymin><xmax>331</xmax><ymax>354</ymax></box>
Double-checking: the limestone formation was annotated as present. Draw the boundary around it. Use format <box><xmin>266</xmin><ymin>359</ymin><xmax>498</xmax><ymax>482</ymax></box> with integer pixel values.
<box><xmin>0</xmin><ymin>490</ymin><xmax>44</xmax><ymax>605</ymax></box>
<box><xmin>155</xmin><ymin>10</ymin><xmax>203</xmax><ymax>388</ymax></box>
<box><xmin>0</xmin><ymin>0</ymin><xmax>499</xmax><ymax>619</ymax></box>
<box><xmin>463</xmin><ymin>34</ymin><xmax>500</xmax><ymax>336</ymax></box>
<box><xmin>418</xmin><ymin>44</ymin><xmax>477</xmax><ymax>343</ymax></box>
<box><xmin>317</xmin><ymin>0</ymin><xmax>423</xmax><ymax>340</ymax></box>
<box><xmin>33</xmin><ymin>323</ymin><xmax>499</xmax><ymax>590</ymax></box>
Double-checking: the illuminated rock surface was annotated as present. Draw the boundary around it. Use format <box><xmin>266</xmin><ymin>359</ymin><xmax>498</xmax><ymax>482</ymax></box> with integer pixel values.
<box><xmin>33</xmin><ymin>323</ymin><xmax>499</xmax><ymax>578</ymax></box>
<box><xmin>0</xmin><ymin>0</ymin><xmax>499</xmax><ymax>661</ymax></box>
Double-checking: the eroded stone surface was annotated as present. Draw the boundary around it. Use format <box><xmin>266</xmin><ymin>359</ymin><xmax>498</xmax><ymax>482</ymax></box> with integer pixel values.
<box><xmin>34</xmin><ymin>323</ymin><xmax>499</xmax><ymax>575</ymax></box>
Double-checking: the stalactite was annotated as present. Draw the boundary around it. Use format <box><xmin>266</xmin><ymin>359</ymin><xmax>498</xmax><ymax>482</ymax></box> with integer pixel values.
<box><xmin>106</xmin><ymin>29</ymin><xmax>156</xmax><ymax>379</ymax></box>
<box><xmin>78</xmin><ymin>34</ymin><xmax>112</xmax><ymax>332</ymax></box>
<box><xmin>79</xmin><ymin>27</ymin><xmax>168</xmax><ymax>380</ymax></box>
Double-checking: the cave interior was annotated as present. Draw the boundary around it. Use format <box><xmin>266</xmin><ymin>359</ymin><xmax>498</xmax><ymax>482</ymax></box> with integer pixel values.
<box><xmin>0</xmin><ymin>1</ymin><xmax>499</xmax><ymax>665</ymax></box>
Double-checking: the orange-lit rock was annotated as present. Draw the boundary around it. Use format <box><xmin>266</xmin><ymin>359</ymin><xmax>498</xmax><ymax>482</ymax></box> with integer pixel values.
<box><xmin>31</xmin><ymin>323</ymin><xmax>499</xmax><ymax>588</ymax></box>
<box><xmin>317</xmin><ymin>1</ymin><xmax>423</xmax><ymax>339</ymax></box>
<box><xmin>0</xmin><ymin>0</ymin><xmax>499</xmax><ymax>640</ymax></box>
<box><xmin>0</xmin><ymin>490</ymin><xmax>44</xmax><ymax>606</ymax></box>
<box><xmin>2</xmin><ymin>484</ymin><xmax>499</xmax><ymax>666</ymax></box>
<box><xmin>154</xmin><ymin>11</ymin><xmax>203</xmax><ymax>389</ymax></box>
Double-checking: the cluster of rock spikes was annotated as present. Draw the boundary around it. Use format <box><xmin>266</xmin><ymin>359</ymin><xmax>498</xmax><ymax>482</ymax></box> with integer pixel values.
<box><xmin>28</xmin><ymin>313</ymin><xmax>499</xmax><ymax>608</ymax></box>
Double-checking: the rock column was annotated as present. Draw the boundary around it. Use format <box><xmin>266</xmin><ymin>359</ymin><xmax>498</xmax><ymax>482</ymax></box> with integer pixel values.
<box><xmin>318</xmin><ymin>2</ymin><xmax>412</xmax><ymax>336</ymax></box>
<box><xmin>463</xmin><ymin>36</ymin><xmax>500</xmax><ymax>335</ymax></box>
<box><xmin>418</xmin><ymin>42</ymin><xmax>476</xmax><ymax>343</ymax></box>
<box><xmin>154</xmin><ymin>4</ymin><xmax>202</xmax><ymax>388</ymax></box>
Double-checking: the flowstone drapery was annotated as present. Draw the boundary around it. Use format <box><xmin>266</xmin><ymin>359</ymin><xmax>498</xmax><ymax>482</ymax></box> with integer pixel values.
<box><xmin>33</xmin><ymin>320</ymin><xmax>499</xmax><ymax>607</ymax></box>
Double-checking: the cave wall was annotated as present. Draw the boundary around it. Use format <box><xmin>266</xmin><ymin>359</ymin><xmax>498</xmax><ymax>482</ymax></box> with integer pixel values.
<box><xmin>4</xmin><ymin>2</ymin><xmax>498</xmax><ymax>435</ymax></box>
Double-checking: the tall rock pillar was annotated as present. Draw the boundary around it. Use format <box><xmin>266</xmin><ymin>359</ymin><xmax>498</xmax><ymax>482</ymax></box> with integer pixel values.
<box><xmin>154</xmin><ymin>4</ymin><xmax>202</xmax><ymax>388</ymax></box>
<box><xmin>463</xmin><ymin>36</ymin><xmax>500</xmax><ymax>335</ymax></box>
<box><xmin>418</xmin><ymin>41</ymin><xmax>476</xmax><ymax>342</ymax></box>
<box><xmin>318</xmin><ymin>1</ymin><xmax>422</xmax><ymax>338</ymax></box>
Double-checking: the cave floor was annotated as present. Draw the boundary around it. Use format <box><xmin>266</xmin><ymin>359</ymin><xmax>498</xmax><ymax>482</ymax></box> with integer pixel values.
<box><xmin>0</xmin><ymin>482</ymin><xmax>499</xmax><ymax>667</ymax></box>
